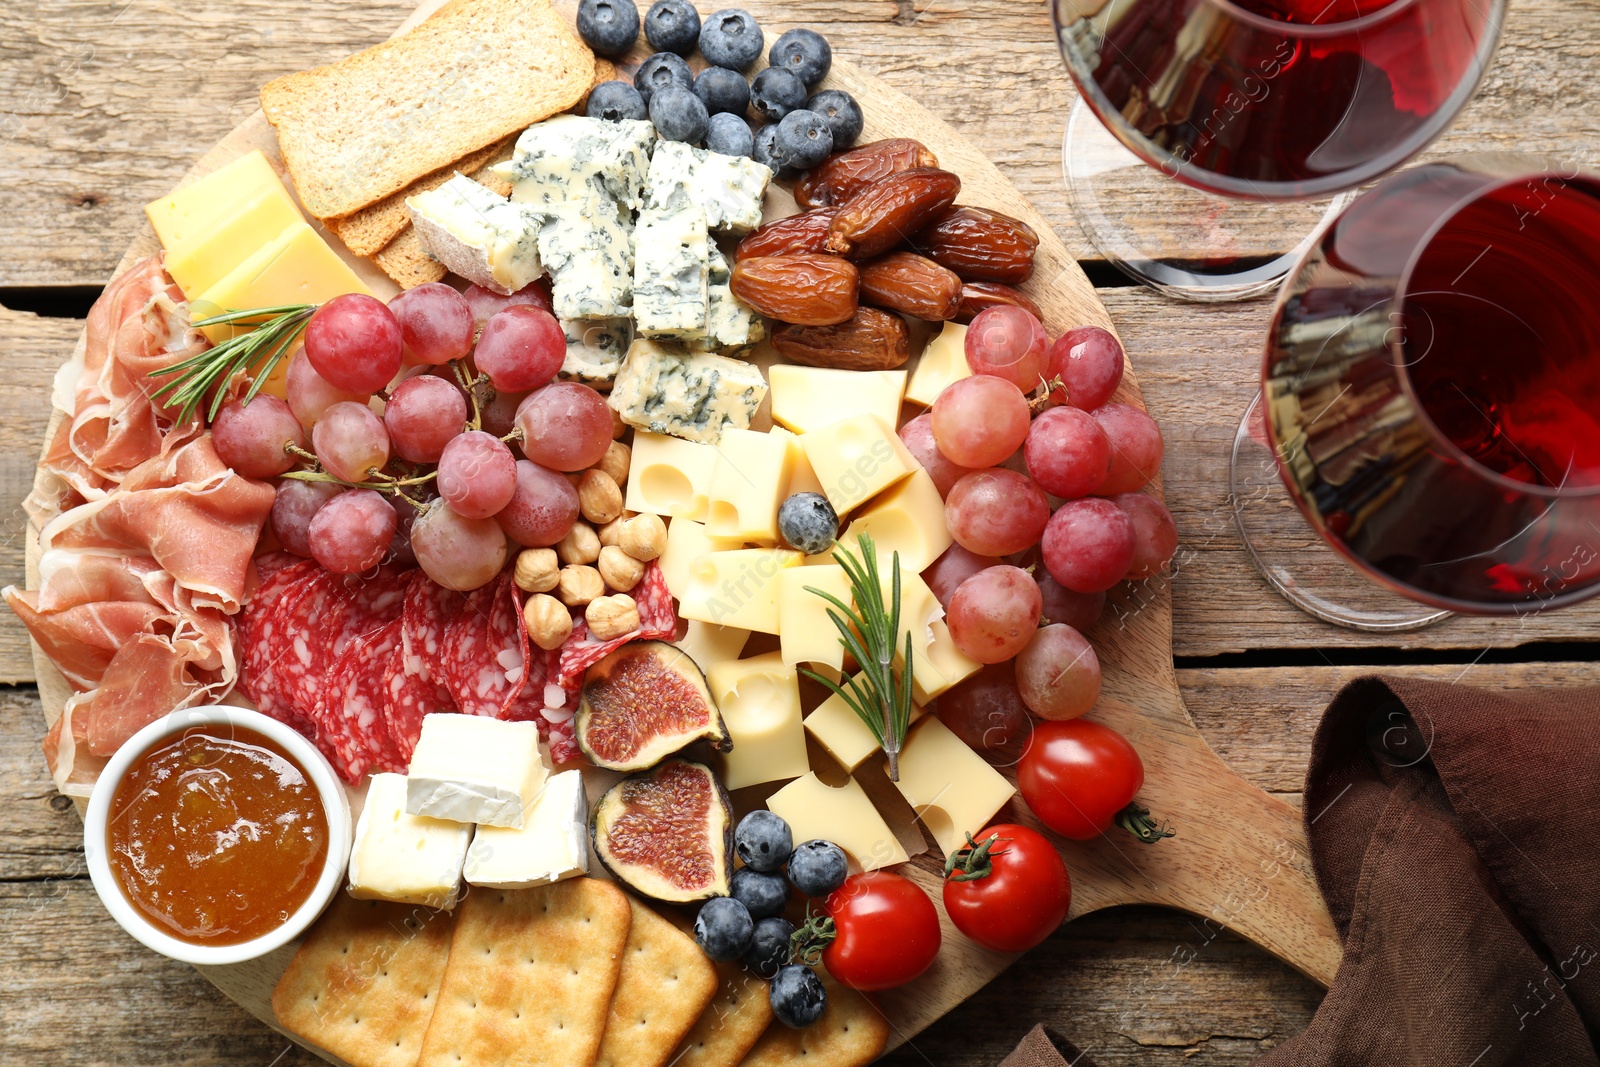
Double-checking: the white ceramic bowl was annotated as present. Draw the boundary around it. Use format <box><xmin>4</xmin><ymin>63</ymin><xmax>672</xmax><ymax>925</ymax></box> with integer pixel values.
<box><xmin>83</xmin><ymin>705</ymin><xmax>352</xmax><ymax>966</ymax></box>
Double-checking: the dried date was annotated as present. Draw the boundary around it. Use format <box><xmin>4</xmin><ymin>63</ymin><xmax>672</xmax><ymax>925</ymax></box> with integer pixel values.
<box><xmin>955</xmin><ymin>281</ymin><xmax>1044</xmax><ymax>324</ymax></box>
<box><xmin>794</xmin><ymin>138</ymin><xmax>940</xmax><ymax>210</ymax></box>
<box><xmin>825</xmin><ymin>168</ymin><xmax>962</xmax><ymax>261</ymax></box>
<box><xmin>734</xmin><ymin>208</ymin><xmax>837</xmax><ymax>261</ymax></box>
<box><xmin>910</xmin><ymin>206</ymin><xmax>1040</xmax><ymax>284</ymax></box>
<box><xmin>730</xmin><ymin>255</ymin><xmax>859</xmax><ymax>326</ymax></box>
<box><xmin>771</xmin><ymin>308</ymin><xmax>910</xmax><ymax>371</ymax></box>
<box><xmin>858</xmin><ymin>252</ymin><xmax>963</xmax><ymax>321</ymax></box>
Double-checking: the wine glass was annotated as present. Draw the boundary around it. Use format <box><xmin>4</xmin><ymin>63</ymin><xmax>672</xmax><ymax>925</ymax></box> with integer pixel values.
<box><xmin>1051</xmin><ymin>0</ymin><xmax>1507</xmax><ymax>301</ymax></box>
<box><xmin>1231</xmin><ymin>155</ymin><xmax>1600</xmax><ymax>629</ymax></box>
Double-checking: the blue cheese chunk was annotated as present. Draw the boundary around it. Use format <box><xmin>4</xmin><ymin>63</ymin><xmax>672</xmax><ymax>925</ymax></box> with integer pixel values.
<box><xmin>633</xmin><ymin>194</ymin><xmax>710</xmax><ymax>340</ymax></box>
<box><xmin>406</xmin><ymin>174</ymin><xmax>546</xmax><ymax>296</ymax></box>
<box><xmin>608</xmin><ymin>338</ymin><xmax>767</xmax><ymax>445</ymax></box>
<box><xmin>498</xmin><ymin>115</ymin><xmax>656</xmax><ymax>213</ymax></box>
<box><xmin>692</xmin><ymin>243</ymin><xmax>765</xmax><ymax>354</ymax></box>
<box><xmin>644</xmin><ymin>141</ymin><xmax>772</xmax><ymax>236</ymax></box>
<box><xmin>538</xmin><ymin>194</ymin><xmax>634</xmax><ymax>320</ymax></box>
<box><xmin>560</xmin><ymin>317</ymin><xmax>631</xmax><ymax>387</ymax></box>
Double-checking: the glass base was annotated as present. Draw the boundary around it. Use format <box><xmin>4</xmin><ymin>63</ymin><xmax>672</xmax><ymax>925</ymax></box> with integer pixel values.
<box><xmin>1063</xmin><ymin>99</ymin><xmax>1356</xmax><ymax>302</ymax></box>
<box><xmin>1230</xmin><ymin>393</ymin><xmax>1453</xmax><ymax>632</ymax></box>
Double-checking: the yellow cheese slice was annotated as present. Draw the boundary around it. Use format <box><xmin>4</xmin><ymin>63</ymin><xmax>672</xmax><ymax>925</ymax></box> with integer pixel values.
<box><xmin>626</xmin><ymin>432</ymin><xmax>720</xmax><ymax>522</ymax></box>
<box><xmin>769</xmin><ymin>426</ymin><xmax>826</xmax><ymax>498</ymax></box>
<box><xmin>145</xmin><ymin>150</ymin><xmax>290</xmax><ymax>255</ymax></box>
<box><xmin>660</xmin><ymin>518</ymin><xmax>743</xmax><ymax>600</ymax></box>
<box><xmin>832</xmin><ymin>468</ymin><xmax>952</xmax><ymax>575</ymax></box>
<box><xmin>766</xmin><ymin>772</ymin><xmax>908</xmax><ymax>872</ymax></box>
<box><xmin>804</xmin><ymin>678</ymin><xmax>925</xmax><ymax>773</ymax></box>
<box><xmin>706</xmin><ymin>427</ymin><xmax>795</xmax><ymax>545</ymax></box>
<box><xmin>910</xmin><ymin>619</ymin><xmax>982</xmax><ymax>703</ymax></box>
<box><xmin>769</xmin><ymin>366</ymin><xmax>907</xmax><ymax>434</ymax></box>
<box><xmin>799</xmin><ymin>414</ymin><xmax>920</xmax><ymax>517</ymax></box>
<box><xmin>676</xmin><ymin>548</ymin><xmax>803</xmax><ymax>634</ymax></box>
<box><xmin>889</xmin><ymin>717</ymin><xmax>1016</xmax><ymax>858</ymax></box>
<box><xmin>163</xmin><ymin>184</ymin><xmax>304</xmax><ymax>299</ymax></box>
<box><xmin>673</xmin><ymin>620</ymin><xmax>752</xmax><ymax>675</ymax></box>
<box><xmin>906</xmin><ymin>322</ymin><xmax>971</xmax><ymax>407</ymax></box>
<box><xmin>192</xmin><ymin>221</ymin><xmax>372</xmax><ymax>343</ymax></box>
<box><xmin>706</xmin><ymin>653</ymin><xmax>808</xmax><ymax>791</ymax></box>
<box><xmin>776</xmin><ymin>564</ymin><xmax>850</xmax><ymax>671</ymax></box>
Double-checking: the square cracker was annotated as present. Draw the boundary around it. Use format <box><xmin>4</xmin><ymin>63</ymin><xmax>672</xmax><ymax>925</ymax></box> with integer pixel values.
<box><xmin>271</xmin><ymin>893</ymin><xmax>457</xmax><ymax>1067</ymax></box>
<box><xmin>417</xmin><ymin>878</ymin><xmax>632</xmax><ymax>1067</ymax></box>
<box><xmin>669</xmin><ymin>955</ymin><xmax>775</xmax><ymax>1067</ymax></box>
<box><xmin>739</xmin><ymin>971</ymin><xmax>891</xmax><ymax>1067</ymax></box>
<box><xmin>593</xmin><ymin>897</ymin><xmax>719</xmax><ymax>1067</ymax></box>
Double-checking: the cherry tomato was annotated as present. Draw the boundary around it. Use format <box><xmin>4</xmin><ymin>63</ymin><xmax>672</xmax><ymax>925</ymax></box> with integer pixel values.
<box><xmin>1018</xmin><ymin>719</ymin><xmax>1146</xmax><ymax>840</ymax></box>
<box><xmin>942</xmin><ymin>824</ymin><xmax>1070</xmax><ymax>953</ymax></box>
<box><xmin>822</xmin><ymin>871</ymin><xmax>941</xmax><ymax>991</ymax></box>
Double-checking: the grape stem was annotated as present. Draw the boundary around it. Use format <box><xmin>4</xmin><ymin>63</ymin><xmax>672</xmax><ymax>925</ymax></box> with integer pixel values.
<box><xmin>284</xmin><ymin>443</ymin><xmax>320</xmax><ymax>466</ymax></box>
<box><xmin>451</xmin><ymin>360</ymin><xmax>484</xmax><ymax>431</ymax></box>
<box><xmin>500</xmin><ymin>428</ymin><xmax>524</xmax><ymax>445</ymax></box>
<box><xmin>1029</xmin><ymin>374</ymin><xmax>1065</xmax><ymax>413</ymax></box>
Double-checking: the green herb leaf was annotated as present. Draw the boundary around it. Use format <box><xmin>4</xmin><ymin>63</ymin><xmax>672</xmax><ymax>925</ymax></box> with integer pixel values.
<box><xmin>149</xmin><ymin>303</ymin><xmax>318</xmax><ymax>424</ymax></box>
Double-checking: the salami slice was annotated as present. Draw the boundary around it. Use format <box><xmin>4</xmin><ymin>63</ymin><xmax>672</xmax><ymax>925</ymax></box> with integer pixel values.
<box><xmin>382</xmin><ymin>572</ymin><xmax>463</xmax><ymax>761</ymax></box>
<box><xmin>237</xmin><ymin>557</ymin><xmax>318</xmax><ymax>733</ymax></box>
<box><xmin>440</xmin><ymin>572</ymin><xmax>527</xmax><ymax>718</ymax></box>
<box><xmin>329</xmin><ymin>564</ymin><xmax>411</xmax><ymax>659</ymax></box>
<box><xmin>312</xmin><ymin>617</ymin><xmax>407</xmax><ymax>783</ymax></box>
<box><xmin>272</xmin><ymin>568</ymin><xmax>356</xmax><ymax>725</ymax></box>
<box><xmin>554</xmin><ymin>560</ymin><xmax>677</xmax><ymax>687</ymax></box>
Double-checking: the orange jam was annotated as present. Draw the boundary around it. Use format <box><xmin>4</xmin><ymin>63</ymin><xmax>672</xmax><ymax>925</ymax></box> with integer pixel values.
<box><xmin>106</xmin><ymin>725</ymin><xmax>329</xmax><ymax>946</ymax></box>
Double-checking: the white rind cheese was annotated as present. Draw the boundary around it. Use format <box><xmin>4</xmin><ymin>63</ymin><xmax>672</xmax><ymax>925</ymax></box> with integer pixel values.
<box><xmin>560</xmin><ymin>317</ymin><xmax>631</xmax><ymax>387</ymax></box>
<box><xmin>406</xmin><ymin>174</ymin><xmax>546</xmax><ymax>296</ymax></box>
<box><xmin>499</xmin><ymin>116</ymin><xmax>656</xmax><ymax>213</ymax></box>
<box><xmin>608</xmin><ymin>338</ymin><xmax>767</xmax><ymax>445</ymax></box>
<box><xmin>463</xmin><ymin>770</ymin><xmax>590</xmax><ymax>890</ymax></box>
<box><xmin>348</xmin><ymin>773</ymin><xmax>472</xmax><ymax>909</ymax></box>
<box><xmin>404</xmin><ymin>714</ymin><xmax>549</xmax><ymax>829</ymax></box>
<box><xmin>645</xmin><ymin>140</ymin><xmax>772</xmax><ymax>235</ymax></box>
<box><xmin>632</xmin><ymin>194</ymin><xmax>710</xmax><ymax>340</ymax></box>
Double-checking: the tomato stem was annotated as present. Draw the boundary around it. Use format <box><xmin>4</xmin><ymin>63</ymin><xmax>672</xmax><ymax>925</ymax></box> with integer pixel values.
<box><xmin>943</xmin><ymin>831</ymin><xmax>1010</xmax><ymax>883</ymax></box>
<box><xmin>790</xmin><ymin>907</ymin><xmax>837</xmax><ymax>967</ymax></box>
<box><xmin>1115</xmin><ymin>802</ymin><xmax>1175</xmax><ymax>844</ymax></box>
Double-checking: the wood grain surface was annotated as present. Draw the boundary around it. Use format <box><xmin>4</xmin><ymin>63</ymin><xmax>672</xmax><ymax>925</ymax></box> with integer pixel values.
<box><xmin>3</xmin><ymin>0</ymin><xmax>1598</xmax><ymax>1063</ymax></box>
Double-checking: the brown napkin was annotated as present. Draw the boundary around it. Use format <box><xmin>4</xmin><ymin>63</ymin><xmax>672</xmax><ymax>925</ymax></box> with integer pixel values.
<box><xmin>1001</xmin><ymin>676</ymin><xmax>1600</xmax><ymax>1066</ymax></box>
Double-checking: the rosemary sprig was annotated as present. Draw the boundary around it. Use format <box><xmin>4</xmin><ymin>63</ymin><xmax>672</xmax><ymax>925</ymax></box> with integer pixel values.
<box><xmin>800</xmin><ymin>533</ymin><xmax>917</xmax><ymax>781</ymax></box>
<box><xmin>149</xmin><ymin>303</ymin><xmax>317</xmax><ymax>424</ymax></box>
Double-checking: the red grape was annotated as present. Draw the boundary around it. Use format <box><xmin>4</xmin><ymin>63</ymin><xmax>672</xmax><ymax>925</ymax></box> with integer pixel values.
<box><xmin>964</xmin><ymin>306</ymin><xmax>1048</xmax><ymax>390</ymax></box>
<box><xmin>304</xmin><ymin>294</ymin><xmax>403</xmax><ymax>395</ymax></box>
<box><xmin>212</xmin><ymin>396</ymin><xmax>306</xmax><ymax>479</ymax></box>
<box><xmin>1113</xmin><ymin>492</ymin><xmax>1178</xmax><ymax>580</ymax></box>
<box><xmin>463</xmin><ymin>281</ymin><xmax>553</xmax><ymax>335</ymax></box>
<box><xmin>387</xmin><ymin>495</ymin><xmax>420</xmax><ymax>567</ymax></box>
<box><xmin>1015</xmin><ymin>624</ymin><xmax>1101</xmax><ymax>720</ymax></box>
<box><xmin>480</xmin><ymin>388</ymin><xmax>530</xmax><ymax>439</ymax></box>
<box><xmin>475</xmin><ymin>306</ymin><xmax>566</xmax><ymax>392</ymax></box>
<box><xmin>497</xmin><ymin>460</ymin><xmax>580</xmax><ymax>547</ymax></box>
<box><xmin>285</xmin><ymin>350</ymin><xmax>365</xmax><ymax>429</ymax></box>
<box><xmin>437</xmin><ymin>431</ymin><xmax>518</xmax><ymax>520</ymax></box>
<box><xmin>947</xmin><ymin>565</ymin><xmax>1043</xmax><ymax>664</ymax></box>
<box><xmin>270</xmin><ymin>480</ymin><xmax>342</xmax><ymax>557</ymax></box>
<box><xmin>384</xmin><ymin>375</ymin><xmax>468</xmax><ymax>463</ymax></box>
<box><xmin>411</xmin><ymin>503</ymin><xmax>509</xmax><ymax>591</ymax></box>
<box><xmin>1094</xmin><ymin>403</ymin><xmax>1164</xmax><ymax>494</ymax></box>
<box><xmin>944</xmin><ymin>468</ymin><xmax>1050</xmax><ymax>557</ymax></box>
<box><xmin>898</xmin><ymin>413</ymin><xmax>973</xmax><ymax>497</ymax></box>
<box><xmin>1037</xmin><ymin>572</ymin><xmax>1106</xmax><ymax>631</ymax></box>
<box><xmin>514</xmin><ymin>383</ymin><xmax>613</xmax><ymax>472</ymax></box>
<box><xmin>312</xmin><ymin>401</ymin><xmax>390</xmax><ymax>483</ymax></box>
<box><xmin>923</xmin><ymin>543</ymin><xmax>1002</xmax><ymax>607</ymax></box>
<box><xmin>1024</xmin><ymin>405</ymin><xmax>1111</xmax><ymax>499</ymax></box>
<box><xmin>930</xmin><ymin>375</ymin><xmax>1030</xmax><ymax>469</ymax></box>
<box><xmin>935</xmin><ymin>663</ymin><xmax>1032</xmax><ymax>764</ymax></box>
<box><xmin>1041</xmin><ymin>497</ymin><xmax>1135</xmax><ymax>593</ymax></box>
<box><xmin>308</xmin><ymin>488</ymin><xmax>397</xmax><ymax>573</ymax></box>
<box><xmin>1046</xmin><ymin>326</ymin><xmax>1124</xmax><ymax>411</ymax></box>
<box><xmin>389</xmin><ymin>282</ymin><xmax>474</xmax><ymax>366</ymax></box>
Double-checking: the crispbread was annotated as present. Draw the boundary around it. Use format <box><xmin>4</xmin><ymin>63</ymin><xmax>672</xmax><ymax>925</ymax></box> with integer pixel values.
<box><xmin>271</xmin><ymin>893</ymin><xmax>456</xmax><ymax>1067</ymax></box>
<box><xmin>416</xmin><ymin>879</ymin><xmax>632</xmax><ymax>1067</ymax></box>
<box><xmin>259</xmin><ymin>0</ymin><xmax>593</xmax><ymax>220</ymax></box>
<box><xmin>374</xmin><ymin>226</ymin><xmax>448</xmax><ymax>289</ymax></box>
<box><xmin>328</xmin><ymin>137</ymin><xmax>513</xmax><ymax>257</ymax></box>
<box><xmin>594</xmin><ymin>897</ymin><xmax>719</xmax><ymax>1067</ymax></box>
<box><xmin>738</xmin><ymin>971</ymin><xmax>891</xmax><ymax>1067</ymax></box>
<box><xmin>669</xmin><ymin>957</ymin><xmax>775</xmax><ymax>1067</ymax></box>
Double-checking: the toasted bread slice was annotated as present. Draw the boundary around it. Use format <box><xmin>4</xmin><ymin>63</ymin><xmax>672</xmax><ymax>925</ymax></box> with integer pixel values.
<box><xmin>260</xmin><ymin>0</ymin><xmax>593</xmax><ymax>221</ymax></box>
<box><xmin>328</xmin><ymin>137</ymin><xmax>514</xmax><ymax>257</ymax></box>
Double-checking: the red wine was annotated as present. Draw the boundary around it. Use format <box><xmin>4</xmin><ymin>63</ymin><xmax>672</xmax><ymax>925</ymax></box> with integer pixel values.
<box><xmin>1055</xmin><ymin>0</ymin><xmax>1500</xmax><ymax>199</ymax></box>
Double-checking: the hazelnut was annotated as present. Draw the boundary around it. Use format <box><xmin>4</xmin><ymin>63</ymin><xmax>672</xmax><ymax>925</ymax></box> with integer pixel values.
<box><xmin>557</xmin><ymin>564</ymin><xmax>605</xmax><ymax>607</ymax></box>
<box><xmin>586</xmin><ymin>594</ymin><xmax>640</xmax><ymax>641</ymax></box>
<box><xmin>557</xmin><ymin>522</ymin><xmax>601</xmax><ymax>566</ymax></box>
<box><xmin>578</xmin><ymin>469</ymin><xmax>624</xmax><ymax>525</ymax></box>
<box><xmin>610</xmin><ymin>407</ymin><xmax>628</xmax><ymax>439</ymax></box>
<box><xmin>523</xmin><ymin>594</ymin><xmax>573</xmax><ymax>651</ymax></box>
<box><xmin>597</xmin><ymin>512</ymin><xmax>634</xmax><ymax>548</ymax></box>
<box><xmin>618</xmin><ymin>513</ymin><xmax>668</xmax><ymax>562</ymax></box>
<box><xmin>597</xmin><ymin>545</ymin><xmax>645</xmax><ymax>592</ymax></box>
<box><xmin>596</xmin><ymin>440</ymin><xmax>631</xmax><ymax>487</ymax></box>
<box><xmin>513</xmin><ymin>548</ymin><xmax>560</xmax><ymax>594</ymax></box>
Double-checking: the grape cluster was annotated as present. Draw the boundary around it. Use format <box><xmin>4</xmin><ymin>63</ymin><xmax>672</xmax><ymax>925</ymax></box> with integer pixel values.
<box><xmin>218</xmin><ymin>281</ymin><xmax>612</xmax><ymax>592</ymax></box>
<box><xmin>910</xmin><ymin>308</ymin><xmax>1178</xmax><ymax>729</ymax></box>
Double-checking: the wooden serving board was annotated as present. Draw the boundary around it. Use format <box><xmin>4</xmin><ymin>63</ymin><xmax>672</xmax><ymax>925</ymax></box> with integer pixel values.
<box><xmin>27</xmin><ymin>0</ymin><xmax>1342</xmax><ymax>1060</ymax></box>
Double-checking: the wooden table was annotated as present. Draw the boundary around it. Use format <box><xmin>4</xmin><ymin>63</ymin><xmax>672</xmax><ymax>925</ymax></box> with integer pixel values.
<box><xmin>3</xmin><ymin>1</ymin><xmax>1597</xmax><ymax>1063</ymax></box>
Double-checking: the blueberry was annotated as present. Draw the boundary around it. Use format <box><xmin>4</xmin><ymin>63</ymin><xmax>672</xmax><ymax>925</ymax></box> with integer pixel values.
<box><xmin>777</xmin><ymin>493</ymin><xmax>838</xmax><ymax>555</ymax></box>
<box><xmin>805</xmin><ymin>89</ymin><xmax>863</xmax><ymax>151</ymax></box>
<box><xmin>743</xmin><ymin>916</ymin><xmax>795</xmax><ymax>979</ymax></box>
<box><xmin>649</xmin><ymin>85</ymin><xmax>709</xmax><ymax>143</ymax></box>
<box><xmin>576</xmin><ymin>0</ymin><xmax>640</xmax><ymax>58</ymax></box>
<box><xmin>787</xmin><ymin>839</ymin><xmax>848</xmax><ymax>898</ymax></box>
<box><xmin>769</xmin><ymin>28</ymin><xmax>832</xmax><ymax>87</ymax></box>
<box><xmin>634</xmin><ymin>51</ymin><xmax>694</xmax><ymax>105</ymax></box>
<box><xmin>644</xmin><ymin>0</ymin><xmax>700</xmax><ymax>55</ymax></box>
<box><xmin>730</xmin><ymin>866</ymin><xmax>790</xmax><ymax>919</ymax></box>
<box><xmin>704</xmin><ymin>113</ymin><xmax>755</xmax><ymax>158</ymax></box>
<box><xmin>735</xmin><ymin>809</ymin><xmax>794</xmax><ymax>871</ymax></box>
<box><xmin>775</xmin><ymin>110</ymin><xmax>833</xmax><ymax>171</ymax></box>
<box><xmin>694</xmin><ymin>896</ymin><xmax>755</xmax><ymax>961</ymax></box>
<box><xmin>694</xmin><ymin>66</ymin><xmax>751</xmax><ymax>117</ymax></box>
<box><xmin>752</xmin><ymin>124</ymin><xmax>787</xmax><ymax>173</ymax></box>
<box><xmin>770</xmin><ymin>964</ymin><xmax>827</xmax><ymax>1028</ymax></box>
<box><xmin>699</xmin><ymin>8</ymin><xmax>764</xmax><ymax>71</ymax></box>
<box><xmin>587</xmin><ymin>81</ymin><xmax>649</xmax><ymax>123</ymax></box>
<box><xmin>749</xmin><ymin>67</ymin><xmax>806</xmax><ymax>123</ymax></box>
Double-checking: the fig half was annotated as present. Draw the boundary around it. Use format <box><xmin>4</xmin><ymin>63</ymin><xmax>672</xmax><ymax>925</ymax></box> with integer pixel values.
<box><xmin>591</xmin><ymin>759</ymin><xmax>733</xmax><ymax>902</ymax></box>
<box><xmin>575</xmin><ymin>640</ymin><xmax>728</xmax><ymax>771</ymax></box>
